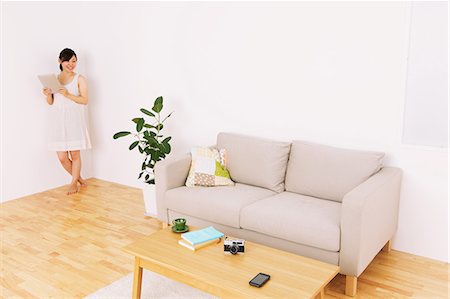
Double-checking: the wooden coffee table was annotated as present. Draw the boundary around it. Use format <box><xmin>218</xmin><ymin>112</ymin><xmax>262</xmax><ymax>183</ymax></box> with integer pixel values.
<box><xmin>123</xmin><ymin>227</ymin><xmax>339</xmax><ymax>299</ymax></box>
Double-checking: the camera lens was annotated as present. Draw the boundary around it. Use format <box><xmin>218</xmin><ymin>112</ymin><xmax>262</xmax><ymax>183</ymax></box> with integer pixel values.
<box><xmin>229</xmin><ymin>244</ymin><xmax>239</xmax><ymax>255</ymax></box>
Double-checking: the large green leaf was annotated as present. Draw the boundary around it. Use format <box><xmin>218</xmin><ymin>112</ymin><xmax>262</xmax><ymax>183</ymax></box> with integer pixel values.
<box><xmin>161</xmin><ymin>143</ymin><xmax>171</xmax><ymax>154</ymax></box>
<box><xmin>113</xmin><ymin>131</ymin><xmax>131</xmax><ymax>139</ymax></box>
<box><xmin>132</xmin><ymin>118</ymin><xmax>142</xmax><ymax>124</ymax></box>
<box><xmin>162</xmin><ymin>136</ymin><xmax>172</xmax><ymax>144</ymax></box>
<box><xmin>129</xmin><ymin>141</ymin><xmax>139</xmax><ymax>150</ymax></box>
<box><xmin>152</xmin><ymin>149</ymin><xmax>160</xmax><ymax>159</ymax></box>
<box><xmin>136</xmin><ymin>118</ymin><xmax>144</xmax><ymax>132</ymax></box>
<box><xmin>152</xmin><ymin>96</ymin><xmax>163</xmax><ymax>113</ymax></box>
<box><xmin>154</xmin><ymin>142</ymin><xmax>163</xmax><ymax>151</ymax></box>
<box><xmin>148</xmin><ymin>149</ymin><xmax>159</xmax><ymax>160</ymax></box>
<box><xmin>143</xmin><ymin>134</ymin><xmax>157</xmax><ymax>146</ymax></box>
<box><xmin>144</xmin><ymin>124</ymin><xmax>156</xmax><ymax>129</ymax></box>
<box><xmin>151</xmin><ymin>139</ymin><xmax>159</xmax><ymax>147</ymax></box>
<box><xmin>140</xmin><ymin>108</ymin><xmax>155</xmax><ymax>117</ymax></box>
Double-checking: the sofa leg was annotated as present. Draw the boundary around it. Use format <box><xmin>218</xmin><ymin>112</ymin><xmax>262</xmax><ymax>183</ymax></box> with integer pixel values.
<box><xmin>382</xmin><ymin>239</ymin><xmax>392</xmax><ymax>252</ymax></box>
<box><xmin>345</xmin><ymin>275</ymin><xmax>357</xmax><ymax>296</ymax></box>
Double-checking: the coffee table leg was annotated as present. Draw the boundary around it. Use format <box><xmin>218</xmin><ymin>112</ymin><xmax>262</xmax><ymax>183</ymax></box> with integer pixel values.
<box><xmin>314</xmin><ymin>288</ymin><xmax>325</xmax><ymax>299</ymax></box>
<box><xmin>132</xmin><ymin>257</ymin><xmax>143</xmax><ymax>299</ymax></box>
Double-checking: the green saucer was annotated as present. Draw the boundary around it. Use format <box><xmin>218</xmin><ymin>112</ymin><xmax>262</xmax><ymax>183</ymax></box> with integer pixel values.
<box><xmin>172</xmin><ymin>225</ymin><xmax>189</xmax><ymax>233</ymax></box>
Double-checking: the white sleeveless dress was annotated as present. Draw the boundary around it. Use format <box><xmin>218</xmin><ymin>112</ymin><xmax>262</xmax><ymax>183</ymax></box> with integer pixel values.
<box><xmin>48</xmin><ymin>73</ymin><xmax>92</xmax><ymax>151</ymax></box>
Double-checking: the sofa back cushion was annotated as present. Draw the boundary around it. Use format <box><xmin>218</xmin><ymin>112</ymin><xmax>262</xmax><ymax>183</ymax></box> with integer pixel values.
<box><xmin>285</xmin><ymin>141</ymin><xmax>384</xmax><ymax>202</ymax></box>
<box><xmin>216</xmin><ymin>133</ymin><xmax>291</xmax><ymax>193</ymax></box>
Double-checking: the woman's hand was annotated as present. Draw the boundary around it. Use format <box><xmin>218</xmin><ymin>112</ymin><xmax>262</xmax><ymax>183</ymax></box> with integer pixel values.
<box><xmin>44</xmin><ymin>88</ymin><xmax>54</xmax><ymax>105</ymax></box>
<box><xmin>43</xmin><ymin>88</ymin><xmax>52</xmax><ymax>96</ymax></box>
<box><xmin>58</xmin><ymin>87</ymin><xmax>70</xmax><ymax>97</ymax></box>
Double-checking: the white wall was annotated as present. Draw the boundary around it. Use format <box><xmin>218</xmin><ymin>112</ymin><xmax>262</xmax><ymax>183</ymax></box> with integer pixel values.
<box><xmin>402</xmin><ymin>2</ymin><xmax>448</xmax><ymax>147</ymax></box>
<box><xmin>1</xmin><ymin>2</ymin><xmax>448</xmax><ymax>262</ymax></box>
<box><xmin>1</xmin><ymin>2</ymin><xmax>95</xmax><ymax>202</ymax></box>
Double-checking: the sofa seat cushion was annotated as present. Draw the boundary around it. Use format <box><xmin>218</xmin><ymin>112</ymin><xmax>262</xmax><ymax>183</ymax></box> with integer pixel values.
<box><xmin>216</xmin><ymin>132</ymin><xmax>291</xmax><ymax>193</ymax></box>
<box><xmin>240</xmin><ymin>192</ymin><xmax>341</xmax><ymax>251</ymax></box>
<box><xmin>285</xmin><ymin>141</ymin><xmax>384</xmax><ymax>202</ymax></box>
<box><xmin>165</xmin><ymin>183</ymin><xmax>276</xmax><ymax>228</ymax></box>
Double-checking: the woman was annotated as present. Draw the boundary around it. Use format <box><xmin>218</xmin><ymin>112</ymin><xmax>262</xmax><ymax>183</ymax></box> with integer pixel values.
<box><xmin>42</xmin><ymin>48</ymin><xmax>91</xmax><ymax>195</ymax></box>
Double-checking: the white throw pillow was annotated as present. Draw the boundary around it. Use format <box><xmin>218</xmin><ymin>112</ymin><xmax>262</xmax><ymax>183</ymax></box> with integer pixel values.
<box><xmin>185</xmin><ymin>147</ymin><xmax>234</xmax><ymax>187</ymax></box>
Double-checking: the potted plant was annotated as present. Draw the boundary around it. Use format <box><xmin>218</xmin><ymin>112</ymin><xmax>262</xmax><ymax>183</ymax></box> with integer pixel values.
<box><xmin>113</xmin><ymin>96</ymin><xmax>172</xmax><ymax>216</ymax></box>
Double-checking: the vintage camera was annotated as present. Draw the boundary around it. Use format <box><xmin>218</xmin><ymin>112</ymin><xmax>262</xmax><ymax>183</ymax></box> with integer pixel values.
<box><xmin>224</xmin><ymin>238</ymin><xmax>245</xmax><ymax>255</ymax></box>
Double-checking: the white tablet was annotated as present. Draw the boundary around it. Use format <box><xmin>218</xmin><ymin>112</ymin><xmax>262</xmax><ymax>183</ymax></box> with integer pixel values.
<box><xmin>37</xmin><ymin>74</ymin><xmax>61</xmax><ymax>93</ymax></box>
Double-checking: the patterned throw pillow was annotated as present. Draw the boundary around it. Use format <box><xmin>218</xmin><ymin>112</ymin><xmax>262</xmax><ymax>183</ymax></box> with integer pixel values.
<box><xmin>185</xmin><ymin>147</ymin><xmax>235</xmax><ymax>187</ymax></box>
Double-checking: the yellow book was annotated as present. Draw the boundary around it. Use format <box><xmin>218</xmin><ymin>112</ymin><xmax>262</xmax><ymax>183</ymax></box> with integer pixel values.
<box><xmin>178</xmin><ymin>238</ymin><xmax>221</xmax><ymax>251</ymax></box>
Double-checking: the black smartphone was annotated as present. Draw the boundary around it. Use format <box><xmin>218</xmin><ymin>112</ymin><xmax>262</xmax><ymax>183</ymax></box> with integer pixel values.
<box><xmin>249</xmin><ymin>273</ymin><xmax>270</xmax><ymax>288</ymax></box>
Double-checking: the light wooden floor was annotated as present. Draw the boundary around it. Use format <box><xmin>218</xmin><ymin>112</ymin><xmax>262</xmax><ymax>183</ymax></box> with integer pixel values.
<box><xmin>1</xmin><ymin>178</ymin><xmax>448</xmax><ymax>298</ymax></box>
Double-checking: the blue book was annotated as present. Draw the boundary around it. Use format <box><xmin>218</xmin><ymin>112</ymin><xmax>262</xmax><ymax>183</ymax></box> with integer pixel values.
<box><xmin>181</xmin><ymin>226</ymin><xmax>224</xmax><ymax>245</ymax></box>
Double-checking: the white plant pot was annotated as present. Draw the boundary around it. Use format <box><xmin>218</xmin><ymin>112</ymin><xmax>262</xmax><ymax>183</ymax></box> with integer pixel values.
<box><xmin>142</xmin><ymin>183</ymin><xmax>157</xmax><ymax>217</ymax></box>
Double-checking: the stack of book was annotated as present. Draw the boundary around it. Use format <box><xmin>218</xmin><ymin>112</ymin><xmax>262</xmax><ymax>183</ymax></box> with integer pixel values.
<box><xmin>178</xmin><ymin>226</ymin><xmax>224</xmax><ymax>251</ymax></box>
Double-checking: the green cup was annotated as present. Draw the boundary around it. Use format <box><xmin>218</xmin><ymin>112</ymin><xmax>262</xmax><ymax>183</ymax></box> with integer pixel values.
<box><xmin>172</xmin><ymin>218</ymin><xmax>186</xmax><ymax>231</ymax></box>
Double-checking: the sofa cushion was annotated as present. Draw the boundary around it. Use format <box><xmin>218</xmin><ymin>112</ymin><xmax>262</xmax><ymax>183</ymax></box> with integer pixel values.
<box><xmin>165</xmin><ymin>183</ymin><xmax>276</xmax><ymax>228</ymax></box>
<box><xmin>240</xmin><ymin>192</ymin><xmax>341</xmax><ymax>252</ymax></box>
<box><xmin>185</xmin><ymin>147</ymin><xmax>234</xmax><ymax>187</ymax></box>
<box><xmin>285</xmin><ymin>141</ymin><xmax>384</xmax><ymax>202</ymax></box>
<box><xmin>216</xmin><ymin>132</ymin><xmax>291</xmax><ymax>193</ymax></box>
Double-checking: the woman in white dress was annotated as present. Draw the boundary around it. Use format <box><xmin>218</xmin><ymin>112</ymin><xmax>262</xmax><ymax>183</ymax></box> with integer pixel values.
<box><xmin>42</xmin><ymin>48</ymin><xmax>91</xmax><ymax>195</ymax></box>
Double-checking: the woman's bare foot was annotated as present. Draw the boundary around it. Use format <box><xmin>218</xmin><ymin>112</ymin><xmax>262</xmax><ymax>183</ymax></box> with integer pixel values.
<box><xmin>67</xmin><ymin>181</ymin><xmax>78</xmax><ymax>195</ymax></box>
<box><xmin>78</xmin><ymin>178</ymin><xmax>88</xmax><ymax>187</ymax></box>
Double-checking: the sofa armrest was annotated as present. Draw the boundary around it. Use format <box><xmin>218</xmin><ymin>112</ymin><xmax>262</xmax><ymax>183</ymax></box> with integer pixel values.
<box><xmin>154</xmin><ymin>153</ymin><xmax>191</xmax><ymax>222</ymax></box>
<box><xmin>340</xmin><ymin>167</ymin><xmax>402</xmax><ymax>277</ymax></box>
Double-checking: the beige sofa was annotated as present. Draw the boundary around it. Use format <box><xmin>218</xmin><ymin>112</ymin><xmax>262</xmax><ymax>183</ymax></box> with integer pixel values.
<box><xmin>155</xmin><ymin>132</ymin><xmax>402</xmax><ymax>296</ymax></box>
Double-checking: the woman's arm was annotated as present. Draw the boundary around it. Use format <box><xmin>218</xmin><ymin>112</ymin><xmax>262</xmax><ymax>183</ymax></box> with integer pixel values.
<box><xmin>43</xmin><ymin>88</ymin><xmax>54</xmax><ymax>105</ymax></box>
<box><xmin>59</xmin><ymin>75</ymin><xmax>88</xmax><ymax>105</ymax></box>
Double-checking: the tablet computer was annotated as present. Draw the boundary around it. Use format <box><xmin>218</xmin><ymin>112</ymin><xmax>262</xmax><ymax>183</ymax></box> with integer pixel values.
<box><xmin>38</xmin><ymin>74</ymin><xmax>61</xmax><ymax>93</ymax></box>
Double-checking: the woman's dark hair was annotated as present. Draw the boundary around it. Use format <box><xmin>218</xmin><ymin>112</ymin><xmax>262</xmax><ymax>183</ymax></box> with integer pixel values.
<box><xmin>59</xmin><ymin>48</ymin><xmax>77</xmax><ymax>71</ymax></box>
